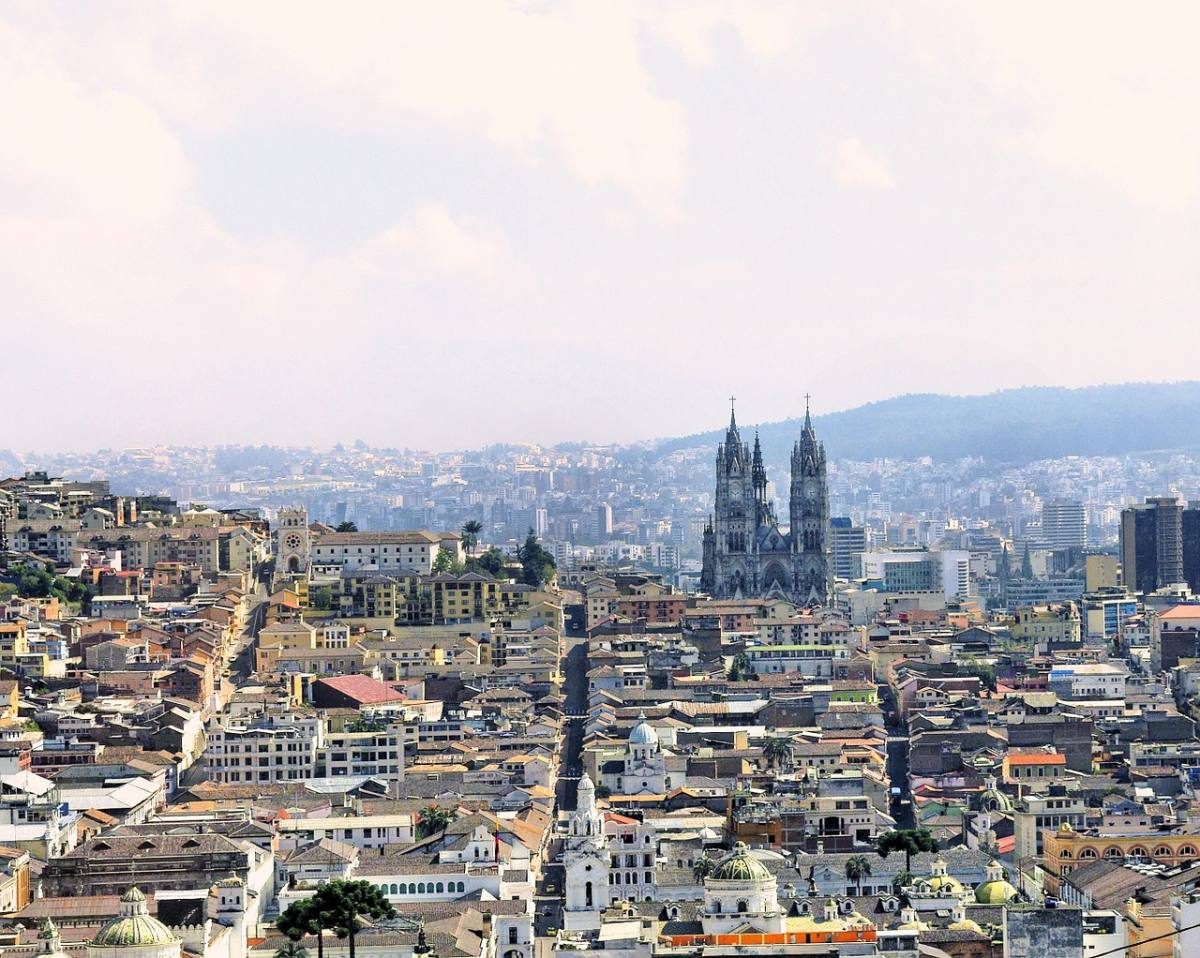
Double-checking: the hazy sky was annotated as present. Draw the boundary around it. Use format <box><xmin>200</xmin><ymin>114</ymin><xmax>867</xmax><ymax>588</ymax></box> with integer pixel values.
<box><xmin>4</xmin><ymin>2</ymin><xmax>1199</xmax><ymax>453</ymax></box>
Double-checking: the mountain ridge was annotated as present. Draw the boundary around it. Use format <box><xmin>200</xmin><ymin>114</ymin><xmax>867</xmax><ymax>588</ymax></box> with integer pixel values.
<box><xmin>649</xmin><ymin>382</ymin><xmax>1200</xmax><ymax>464</ymax></box>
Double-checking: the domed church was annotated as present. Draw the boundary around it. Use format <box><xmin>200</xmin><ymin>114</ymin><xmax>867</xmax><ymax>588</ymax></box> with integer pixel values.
<box><xmin>701</xmin><ymin>843</ymin><xmax>786</xmax><ymax>935</ymax></box>
<box><xmin>88</xmin><ymin>888</ymin><xmax>182</xmax><ymax>958</ymax></box>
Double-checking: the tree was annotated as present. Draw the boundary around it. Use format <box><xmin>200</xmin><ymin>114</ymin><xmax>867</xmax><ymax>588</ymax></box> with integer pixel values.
<box><xmin>417</xmin><ymin>804</ymin><xmax>455</xmax><ymax>838</ymax></box>
<box><xmin>461</xmin><ymin>520</ymin><xmax>483</xmax><ymax>555</ymax></box>
<box><xmin>335</xmin><ymin>521</ymin><xmax>359</xmax><ymax>533</ymax></box>
<box><xmin>875</xmin><ymin>828</ymin><xmax>939</xmax><ymax>872</ymax></box>
<box><xmin>277</xmin><ymin>899</ymin><xmax>325</xmax><ymax>958</ymax></box>
<box><xmin>845</xmin><ymin>855</ymin><xmax>872</xmax><ymax>896</ymax></box>
<box><xmin>432</xmin><ymin>547</ymin><xmax>463</xmax><ymax>575</ymax></box>
<box><xmin>310</xmin><ymin>585</ymin><xmax>334</xmax><ymax>611</ymax></box>
<box><xmin>891</xmin><ymin>870</ymin><xmax>915</xmax><ymax>893</ymax></box>
<box><xmin>310</xmin><ymin>880</ymin><xmax>395</xmax><ymax>958</ymax></box>
<box><xmin>594</xmin><ymin>785</ymin><xmax>612</xmax><ymax>800</ymax></box>
<box><xmin>727</xmin><ymin>652</ymin><xmax>755</xmax><ymax>682</ymax></box>
<box><xmin>763</xmin><ymin>737</ymin><xmax>793</xmax><ymax>770</ymax></box>
<box><xmin>692</xmin><ymin>853</ymin><xmax>717</xmax><ymax>883</ymax></box>
<box><xmin>516</xmin><ymin>529</ymin><xmax>555</xmax><ymax>587</ymax></box>
<box><xmin>275</xmin><ymin>943</ymin><xmax>309</xmax><ymax>958</ymax></box>
<box><xmin>467</xmin><ymin>547</ymin><xmax>507</xmax><ymax>578</ymax></box>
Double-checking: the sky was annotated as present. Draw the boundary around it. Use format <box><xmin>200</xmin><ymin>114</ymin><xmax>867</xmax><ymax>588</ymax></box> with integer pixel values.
<box><xmin>3</xmin><ymin>2</ymin><xmax>1199</xmax><ymax>453</ymax></box>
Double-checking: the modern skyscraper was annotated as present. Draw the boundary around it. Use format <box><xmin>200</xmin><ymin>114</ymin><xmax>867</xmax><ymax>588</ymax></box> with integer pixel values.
<box><xmin>1041</xmin><ymin>498</ymin><xmax>1086</xmax><ymax>549</ymax></box>
<box><xmin>1120</xmin><ymin>497</ymin><xmax>1192</xmax><ymax>593</ymax></box>
<box><xmin>830</xmin><ymin>516</ymin><xmax>866</xmax><ymax>580</ymax></box>
<box><xmin>700</xmin><ymin>399</ymin><xmax>829</xmax><ymax>604</ymax></box>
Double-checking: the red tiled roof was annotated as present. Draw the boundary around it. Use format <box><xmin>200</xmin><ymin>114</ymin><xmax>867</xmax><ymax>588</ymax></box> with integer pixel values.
<box><xmin>316</xmin><ymin>673</ymin><xmax>405</xmax><ymax>705</ymax></box>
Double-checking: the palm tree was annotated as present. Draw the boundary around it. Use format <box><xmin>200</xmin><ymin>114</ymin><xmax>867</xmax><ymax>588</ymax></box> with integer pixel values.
<box><xmin>692</xmin><ymin>853</ymin><xmax>717</xmax><ymax>883</ymax></box>
<box><xmin>311</xmin><ymin>880</ymin><xmax>395</xmax><ymax>958</ymax></box>
<box><xmin>763</xmin><ymin>737</ymin><xmax>793</xmax><ymax>770</ymax></box>
<box><xmin>845</xmin><ymin>855</ymin><xmax>872</xmax><ymax>896</ymax></box>
<box><xmin>461</xmin><ymin>520</ymin><xmax>483</xmax><ymax>555</ymax></box>
<box><xmin>417</xmin><ymin>804</ymin><xmax>455</xmax><ymax>838</ymax></box>
<box><xmin>275</xmin><ymin>942</ymin><xmax>309</xmax><ymax>958</ymax></box>
<box><xmin>277</xmin><ymin>899</ymin><xmax>323</xmax><ymax>958</ymax></box>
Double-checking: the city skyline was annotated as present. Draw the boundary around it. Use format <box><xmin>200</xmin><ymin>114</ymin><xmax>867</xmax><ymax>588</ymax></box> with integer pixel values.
<box><xmin>5</xmin><ymin>4</ymin><xmax>1200</xmax><ymax>451</ymax></box>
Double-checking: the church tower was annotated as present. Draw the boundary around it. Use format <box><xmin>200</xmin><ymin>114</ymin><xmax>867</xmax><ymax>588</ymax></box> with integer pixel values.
<box><xmin>790</xmin><ymin>399</ymin><xmax>829</xmax><ymax>604</ymax></box>
<box><xmin>563</xmin><ymin>773</ymin><xmax>610</xmax><ymax>930</ymax></box>
<box><xmin>711</xmin><ymin>401</ymin><xmax>755</xmax><ymax>597</ymax></box>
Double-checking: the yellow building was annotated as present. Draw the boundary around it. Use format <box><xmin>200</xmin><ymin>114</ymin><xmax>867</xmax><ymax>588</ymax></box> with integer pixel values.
<box><xmin>1010</xmin><ymin>603</ymin><xmax>1081</xmax><ymax>645</ymax></box>
<box><xmin>0</xmin><ymin>621</ymin><xmax>30</xmax><ymax>669</ymax></box>
<box><xmin>1042</xmin><ymin>822</ymin><xmax>1200</xmax><ymax>894</ymax></box>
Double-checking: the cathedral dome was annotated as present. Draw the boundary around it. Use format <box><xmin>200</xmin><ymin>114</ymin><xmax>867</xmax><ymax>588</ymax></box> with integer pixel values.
<box><xmin>975</xmin><ymin>860</ymin><xmax>1019</xmax><ymax>904</ymax></box>
<box><xmin>628</xmin><ymin>712</ymin><xmax>659</xmax><ymax>747</ymax></box>
<box><xmin>91</xmin><ymin>888</ymin><xmax>179</xmax><ymax>949</ymax></box>
<box><xmin>711</xmin><ymin>842</ymin><xmax>772</xmax><ymax>882</ymax></box>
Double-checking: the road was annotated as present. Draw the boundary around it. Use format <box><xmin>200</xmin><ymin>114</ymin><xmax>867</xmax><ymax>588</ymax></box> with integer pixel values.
<box><xmin>534</xmin><ymin>635</ymin><xmax>589</xmax><ymax>938</ymax></box>
<box><xmin>880</xmin><ymin>684</ymin><xmax>915</xmax><ymax>830</ymax></box>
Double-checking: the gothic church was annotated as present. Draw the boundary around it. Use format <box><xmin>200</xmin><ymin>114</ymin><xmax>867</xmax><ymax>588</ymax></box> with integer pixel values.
<box><xmin>700</xmin><ymin>401</ymin><xmax>829</xmax><ymax>604</ymax></box>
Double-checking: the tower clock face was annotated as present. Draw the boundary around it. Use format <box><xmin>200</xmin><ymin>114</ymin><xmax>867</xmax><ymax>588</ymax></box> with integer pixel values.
<box><xmin>284</xmin><ymin>533</ymin><xmax>303</xmax><ymax>551</ymax></box>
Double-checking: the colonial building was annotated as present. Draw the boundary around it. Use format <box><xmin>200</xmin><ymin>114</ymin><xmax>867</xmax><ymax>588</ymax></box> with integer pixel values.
<box><xmin>701</xmin><ymin>403</ymin><xmax>829</xmax><ymax>605</ymax></box>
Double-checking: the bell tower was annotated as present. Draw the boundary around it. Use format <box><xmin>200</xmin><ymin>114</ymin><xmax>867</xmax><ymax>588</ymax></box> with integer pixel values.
<box><xmin>276</xmin><ymin>507</ymin><xmax>309</xmax><ymax>575</ymax></box>
<box><xmin>789</xmin><ymin>396</ymin><xmax>829</xmax><ymax>603</ymax></box>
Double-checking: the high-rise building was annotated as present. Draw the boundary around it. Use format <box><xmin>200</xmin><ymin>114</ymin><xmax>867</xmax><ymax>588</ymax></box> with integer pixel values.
<box><xmin>595</xmin><ymin>502</ymin><xmax>613</xmax><ymax>539</ymax></box>
<box><xmin>1041</xmin><ymin>498</ymin><xmax>1086</xmax><ymax>549</ymax></box>
<box><xmin>1120</xmin><ymin>497</ymin><xmax>1191</xmax><ymax>593</ymax></box>
<box><xmin>829</xmin><ymin>516</ymin><xmax>866</xmax><ymax>580</ymax></box>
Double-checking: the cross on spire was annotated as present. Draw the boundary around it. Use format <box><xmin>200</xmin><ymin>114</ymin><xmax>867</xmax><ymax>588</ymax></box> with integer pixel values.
<box><xmin>729</xmin><ymin>395</ymin><xmax>737</xmax><ymax>428</ymax></box>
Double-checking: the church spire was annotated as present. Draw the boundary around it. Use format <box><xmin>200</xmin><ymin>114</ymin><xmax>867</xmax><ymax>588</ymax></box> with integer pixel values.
<box><xmin>803</xmin><ymin>392</ymin><xmax>813</xmax><ymax>435</ymax></box>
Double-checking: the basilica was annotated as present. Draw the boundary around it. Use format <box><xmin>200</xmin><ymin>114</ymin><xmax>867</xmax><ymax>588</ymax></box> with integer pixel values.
<box><xmin>700</xmin><ymin>401</ymin><xmax>830</xmax><ymax>605</ymax></box>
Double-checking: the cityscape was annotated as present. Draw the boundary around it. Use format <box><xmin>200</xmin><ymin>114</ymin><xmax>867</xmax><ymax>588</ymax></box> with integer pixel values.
<box><xmin>5</xmin><ymin>5</ymin><xmax>1200</xmax><ymax>958</ymax></box>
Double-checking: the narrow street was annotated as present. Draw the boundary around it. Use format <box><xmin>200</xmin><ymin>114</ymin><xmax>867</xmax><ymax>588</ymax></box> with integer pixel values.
<box><xmin>535</xmin><ymin>636</ymin><xmax>589</xmax><ymax>938</ymax></box>
<box><xmin>880</xmin><ymin>684</ymin><xmax>915</xmax><ymax>830</ymax></box>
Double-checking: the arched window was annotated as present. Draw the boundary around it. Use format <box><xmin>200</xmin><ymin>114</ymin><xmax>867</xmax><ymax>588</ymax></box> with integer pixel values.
<box><xmin>1154</xmin><ymin>846</ymin><xmax>1173</xmax><ymax>859</ymax></box>
<box><xmin>1078</xmin><ymin>848</ymin><xmax>1098</xmax><ymax>860</ymax></box>
<box><xmin>1128</xmin><ymin>847</ymin><xmax>1149</xmax><ymax>859</ymax></box>
<box><xmin>737</xmin><ymin>900</ymin><xmax>748</xmax><ymax>913</ymax></box>
<box><xmin>418</xmin><ymin>882</ymin><xmax>427</xmax><ymax>893</ymax></box>
<box><xmin>1060</xmin><ymin>849</ymin><xmax>1072</xmax><ymax>860</ymax></box>
<box><xmin>390</xmin><ymin>883</ymin><xmax>399</xmax><ymax>895</ymax></box>
<box><xmin>436</xmin><ymin>882</ymin><xmax>444</xmax><ymax>893</ymax></box>
<box><xmin>1180</xmin><ymin>845</ymin><xmax>1198</xmax><ymax>857</ymax></box>
<box><xmin>713</xmin><ymin>901</ymin><xmax>723</xmax><ymax>914</ymax></box>
<box><xmin>1103</xmin><ymin>847</ymin><xmax>1123</xmax><ymax>860</ymax></box>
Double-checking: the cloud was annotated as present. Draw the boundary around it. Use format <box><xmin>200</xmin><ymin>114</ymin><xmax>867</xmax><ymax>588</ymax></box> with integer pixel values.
<box><xmin>890</xmin><ymin>2</ymin><xmax>1200</xmax><ymax>210</ymax></box>
<box><xmin>832</xmin><ymin>137</ymin><xmax>895</xmax><ymax>191</ymax></box>
<box><xmin>349</xmin><ymin>205</ymin><xmax>535</xmax><ymax>295</ymax></box>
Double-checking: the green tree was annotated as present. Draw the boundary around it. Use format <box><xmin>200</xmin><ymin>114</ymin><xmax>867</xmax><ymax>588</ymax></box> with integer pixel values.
<box><xmin>594</xmin><ymin>784</ymin><xmax>612</xmax><ymax>800</ymax></box>
<box><xmin>845</xmin><ymin>854</ymin><xmax>872</xmax><ymax>895</ymax></box>
<box><xmin>891</xmin><ymin>870</ymin><xmax>914</xmax><ymax>893</ymax></box>
<box><xmin>875</xmin><ymin>828</ymin><xmax>939</xmax><ymax>873</ymax></box>
<box><xmin>516</xmin><ymin>529</ymin><xmax>555</xmax><ymax>586</ymax></box>
<box><xmin>432</xmin><ymin>547</ymin><xmax>463</xmax><ymax>575</ymax></box>
<box><xmin>461</xmin><ymin>520</ymin><xmax>483</xmax><ymax>554</ymax></box>
<box><xmin>692</xmin><ymin>853</ymin><xmax>717</xmax><ymax>883</ymax></box>
<box><xmin>417</xmin><ymin>804</ymin><xmax>455</xmax><ymax>838</ymax></box>
<box><xmin>467</xmin><ymin>547</ymin><xmax>507</xmax><ymax>578</ymax></box>
<box><xmin>727</xmin><ymin>652</ymin><xmax>755</xmax><ymax>682</ymax></box>
<box><xmin>277</xmin><ymin>899</ymin><xmax>325</xmax><ymax>958</ymax></box>
<box><xmin>310</xmin><ymin>585</ymin><xmax>334</xmax><ymax>611</ymax></box>
<box><xmin>335</xmin><ymin>521</ymin><xmax>359</xmax><ymax>533</ymax></box>
<box><xmin>275</xmin><ymin>942</ymin><xmax>309</xmax><ymax>958</ymax></box>
<box><xmin>310</xmin><ymin>880</ymin><xmax>395</xmax><ymax>958</ymax></box>
<box><xmin>763</xmin><ymin>737</ymin><xmax>793</xmax><ymax>770</ymax></box>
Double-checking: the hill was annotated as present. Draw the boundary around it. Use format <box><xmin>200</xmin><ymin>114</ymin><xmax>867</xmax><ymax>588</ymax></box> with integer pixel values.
<box><xmin>651</xmin><ymin>382</ymin><xmax>1200</xmax><ymax>463</ymax></box>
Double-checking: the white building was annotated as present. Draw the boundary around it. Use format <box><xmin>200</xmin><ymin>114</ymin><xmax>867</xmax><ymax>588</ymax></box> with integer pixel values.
<box><xmin>563</xmin><ymin>773</ymin><xmax>610</xmax><ymax>930</ymax></box>
<box><xmin>310</xmin><ymin>530</ymin><xmax>463</xmax><ymax>575</ymax></box>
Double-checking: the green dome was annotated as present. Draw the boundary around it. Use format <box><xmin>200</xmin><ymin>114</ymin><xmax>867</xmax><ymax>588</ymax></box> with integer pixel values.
<box><xmin>711</xmin><ymin>842</ymin><xmax>772</xmax><ymax>882</ymax></box>
<box><xmin>975</xmin><ymin>877</ymin><xmax>1019</xmax><ymax>904</ymax></box>
<box><xmin>92</xmin><ymin>888</ymin><xmax>179</xmax><ymax>949</ymax></box>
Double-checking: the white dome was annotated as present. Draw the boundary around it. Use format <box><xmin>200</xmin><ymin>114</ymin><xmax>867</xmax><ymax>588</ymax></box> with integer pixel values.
<box><xmin>629</xmin><ymin>712</ymin><xmax>659</xmax><ymax>746</ymax></box>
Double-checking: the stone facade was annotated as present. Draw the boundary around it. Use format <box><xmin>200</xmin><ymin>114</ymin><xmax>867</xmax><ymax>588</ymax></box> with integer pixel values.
<box><xmin>701</xmin><ymin>403</ymin><xmax>830</xmax><ymax>605</ymax></box>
